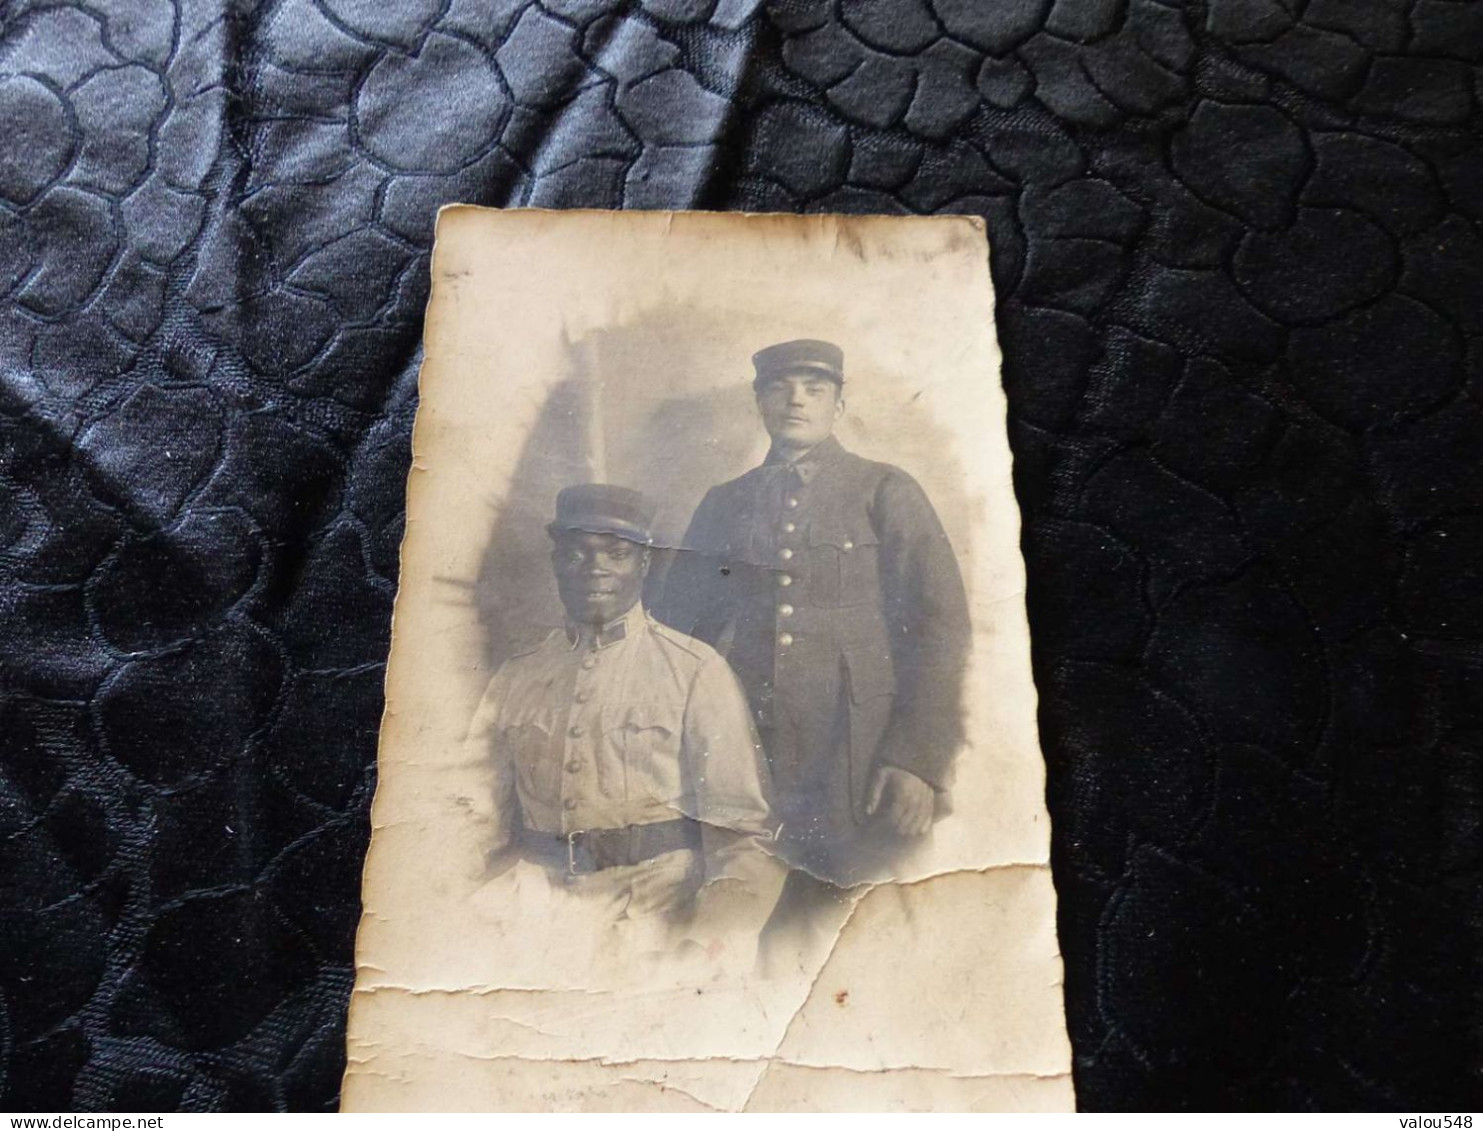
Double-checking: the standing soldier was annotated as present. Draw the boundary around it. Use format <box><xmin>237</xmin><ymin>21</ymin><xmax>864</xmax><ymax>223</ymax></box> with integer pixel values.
<box><xmin>658</xmin><ymin>340</ymin><xmax>971</xmax><ymax>893</ymax></box>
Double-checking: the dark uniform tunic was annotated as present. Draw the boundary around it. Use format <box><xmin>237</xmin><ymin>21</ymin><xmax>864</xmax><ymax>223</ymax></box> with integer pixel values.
<box><xmin>658</xmin><ymin>436</ymin><xmax>971</xmax><ymax>885</ymax></box>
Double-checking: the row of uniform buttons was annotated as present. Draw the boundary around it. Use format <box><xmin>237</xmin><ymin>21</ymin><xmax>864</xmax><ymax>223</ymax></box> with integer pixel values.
<box><xmin>566</xmin><ymin>649</ymin><xmax>602</xmax><ymax>812</ymax></box>
<box><xmin>774</xmin><ymin>493</ymin><xmax>860</xmax><ymax>647</ymax></box>
<box><xmin>778</xmin><ymin>569</ymin><xmax>794</xmax><ymax>653</ymax></box>
<box><xmin>778</xmin><ymin>494</ymin><xmax>801</xmax><ymax>648</ymax></box>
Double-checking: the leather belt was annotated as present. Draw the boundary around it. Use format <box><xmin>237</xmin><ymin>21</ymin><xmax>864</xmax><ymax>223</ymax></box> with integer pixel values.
<box><xmin>520</xmin><ymin>818</ymin><xmax>702</xmax><ymax>876</ymax></box>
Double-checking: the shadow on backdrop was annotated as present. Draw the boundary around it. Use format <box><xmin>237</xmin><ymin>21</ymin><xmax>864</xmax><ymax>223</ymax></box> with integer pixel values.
<box><xmin>469</xmin><ymin>304</ymin><xmax>974</xmax><ymax>674</ymax></box>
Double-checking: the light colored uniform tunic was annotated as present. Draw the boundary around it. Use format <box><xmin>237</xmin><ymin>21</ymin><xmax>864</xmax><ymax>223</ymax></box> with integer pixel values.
<box><xmin>465</xmin><ymin>603</ymin><xmax>783</xmax><ymax>971</ymax></box>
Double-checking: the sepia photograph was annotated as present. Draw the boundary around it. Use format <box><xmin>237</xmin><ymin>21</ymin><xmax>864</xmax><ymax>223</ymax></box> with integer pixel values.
<box><xmin>5</xmin><ymin>0</ymin><xmax>1474</xmax><ymax>1114</ymax></box>
<box><xmin>342</xmin><ymin>208</ymin><xmax>1071</xmax><ymax>1112</ymax></box>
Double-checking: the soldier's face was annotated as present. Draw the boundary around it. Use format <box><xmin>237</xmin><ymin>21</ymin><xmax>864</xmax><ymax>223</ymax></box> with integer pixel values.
<box><xmin>756</xmin><ymin>374</ymin><xmax>843</xmax><ymax>450</ymax></box>
<box><xmin>552</xmin><ymin>531</ymin><xmax>651</xmax><ymax>625</ymax></box>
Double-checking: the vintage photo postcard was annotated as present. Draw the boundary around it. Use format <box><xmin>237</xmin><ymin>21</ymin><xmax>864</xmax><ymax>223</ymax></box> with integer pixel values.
<box><xmin>341</xmin><ymin>208</ymin><xmax>1074</xmax><ymax>1112</ymax></box>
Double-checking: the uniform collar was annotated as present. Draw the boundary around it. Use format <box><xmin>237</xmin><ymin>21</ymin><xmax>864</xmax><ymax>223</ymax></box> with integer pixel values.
<box><xmin>763</xmin><ymin>434</ymin><xmax>844</xmax><ymax>484</ymax></box>
<box><xmin>565</xmin><ymin>601</ymin><xmax>646</xmax><ymax>651</ymax></box>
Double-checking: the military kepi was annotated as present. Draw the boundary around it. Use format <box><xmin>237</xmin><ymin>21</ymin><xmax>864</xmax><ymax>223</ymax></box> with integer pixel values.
<box><xmin>752</xmin><ymin>338</ymin><xmax>844</xmax><ymax>389</ymax></box>
<box><xmin>548</xmin><ymin>483</ymin><xmax>656</xmax><ymax>544</ymax></box>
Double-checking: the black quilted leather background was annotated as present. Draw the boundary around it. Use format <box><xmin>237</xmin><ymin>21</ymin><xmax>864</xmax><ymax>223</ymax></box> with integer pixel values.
<box><xmin>2</xmin><ymin>0</ymin><xmax>1480</xmax><ymax>1112</ymax></box>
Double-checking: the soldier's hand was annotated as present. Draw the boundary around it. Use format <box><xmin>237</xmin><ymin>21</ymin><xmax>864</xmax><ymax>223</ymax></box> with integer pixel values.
<box><xmin>866</xmin><ymin>765</ymin><xmax>936</xmax><ymax>838</ymax></box>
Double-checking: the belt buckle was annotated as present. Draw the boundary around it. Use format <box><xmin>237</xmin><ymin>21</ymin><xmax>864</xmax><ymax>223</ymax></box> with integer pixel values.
<box><xmin>566</xmin><ymin>829</ymin><xmax>586</xmax><ymax>877</ymax></box>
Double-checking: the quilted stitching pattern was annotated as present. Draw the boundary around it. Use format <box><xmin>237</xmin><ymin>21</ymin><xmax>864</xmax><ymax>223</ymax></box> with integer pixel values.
<box><xmin>1</xmin><ymin>0</ymin><xmax>1479</xmax><ymax>1111</ymax></box>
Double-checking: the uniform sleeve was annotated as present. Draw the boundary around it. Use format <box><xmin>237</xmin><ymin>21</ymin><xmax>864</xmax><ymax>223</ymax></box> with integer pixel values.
<box><xmin>678</xmin><ymin>651</ymin><xmax>785</xmax><ymax>953</ymax></box>
<box><xmin>459</xmin><ymin>667</ymin><xmax>520</xmax><ymax>878</ymax></box>
<box><xmin>872</xmin><ymin>468</ymin><xmax>973</xmax><ymax>790</ymax></box>
<box><xmin>682</xmin><ymin>650</ymin><xmax>776</xmax><ymax>842</ymax></box>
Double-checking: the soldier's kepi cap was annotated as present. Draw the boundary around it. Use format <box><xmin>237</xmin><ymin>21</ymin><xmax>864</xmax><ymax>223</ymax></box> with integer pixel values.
<box><xmin>752</xmin><ymin>338</ymin><xmax>844</xmax><ymax>390</ymax></box>
<box><xmin>547</xmin><ymin>483</ymin><xmax>656</xmax><ymax>545</ymax></box>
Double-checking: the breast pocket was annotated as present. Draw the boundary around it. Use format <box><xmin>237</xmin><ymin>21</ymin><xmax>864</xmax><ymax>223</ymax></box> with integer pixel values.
<box><xmin>838</xmin><ymin>532</ymin><xmax>881</xmax><ymax>598</ymax></box>
<box><xmin>602</xmin><ymin>703</ymin><xmax>682</xmax><ymax>805</ymax></box>
<box><xmin>807</xmin><ymin>523</ymin><xmax>880</xmax><ymax>607</ymax></box>
<box><xmin>501</xmin><ymin>709</ymin><xmax>560</xmax><ymax>805</ymax></box>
